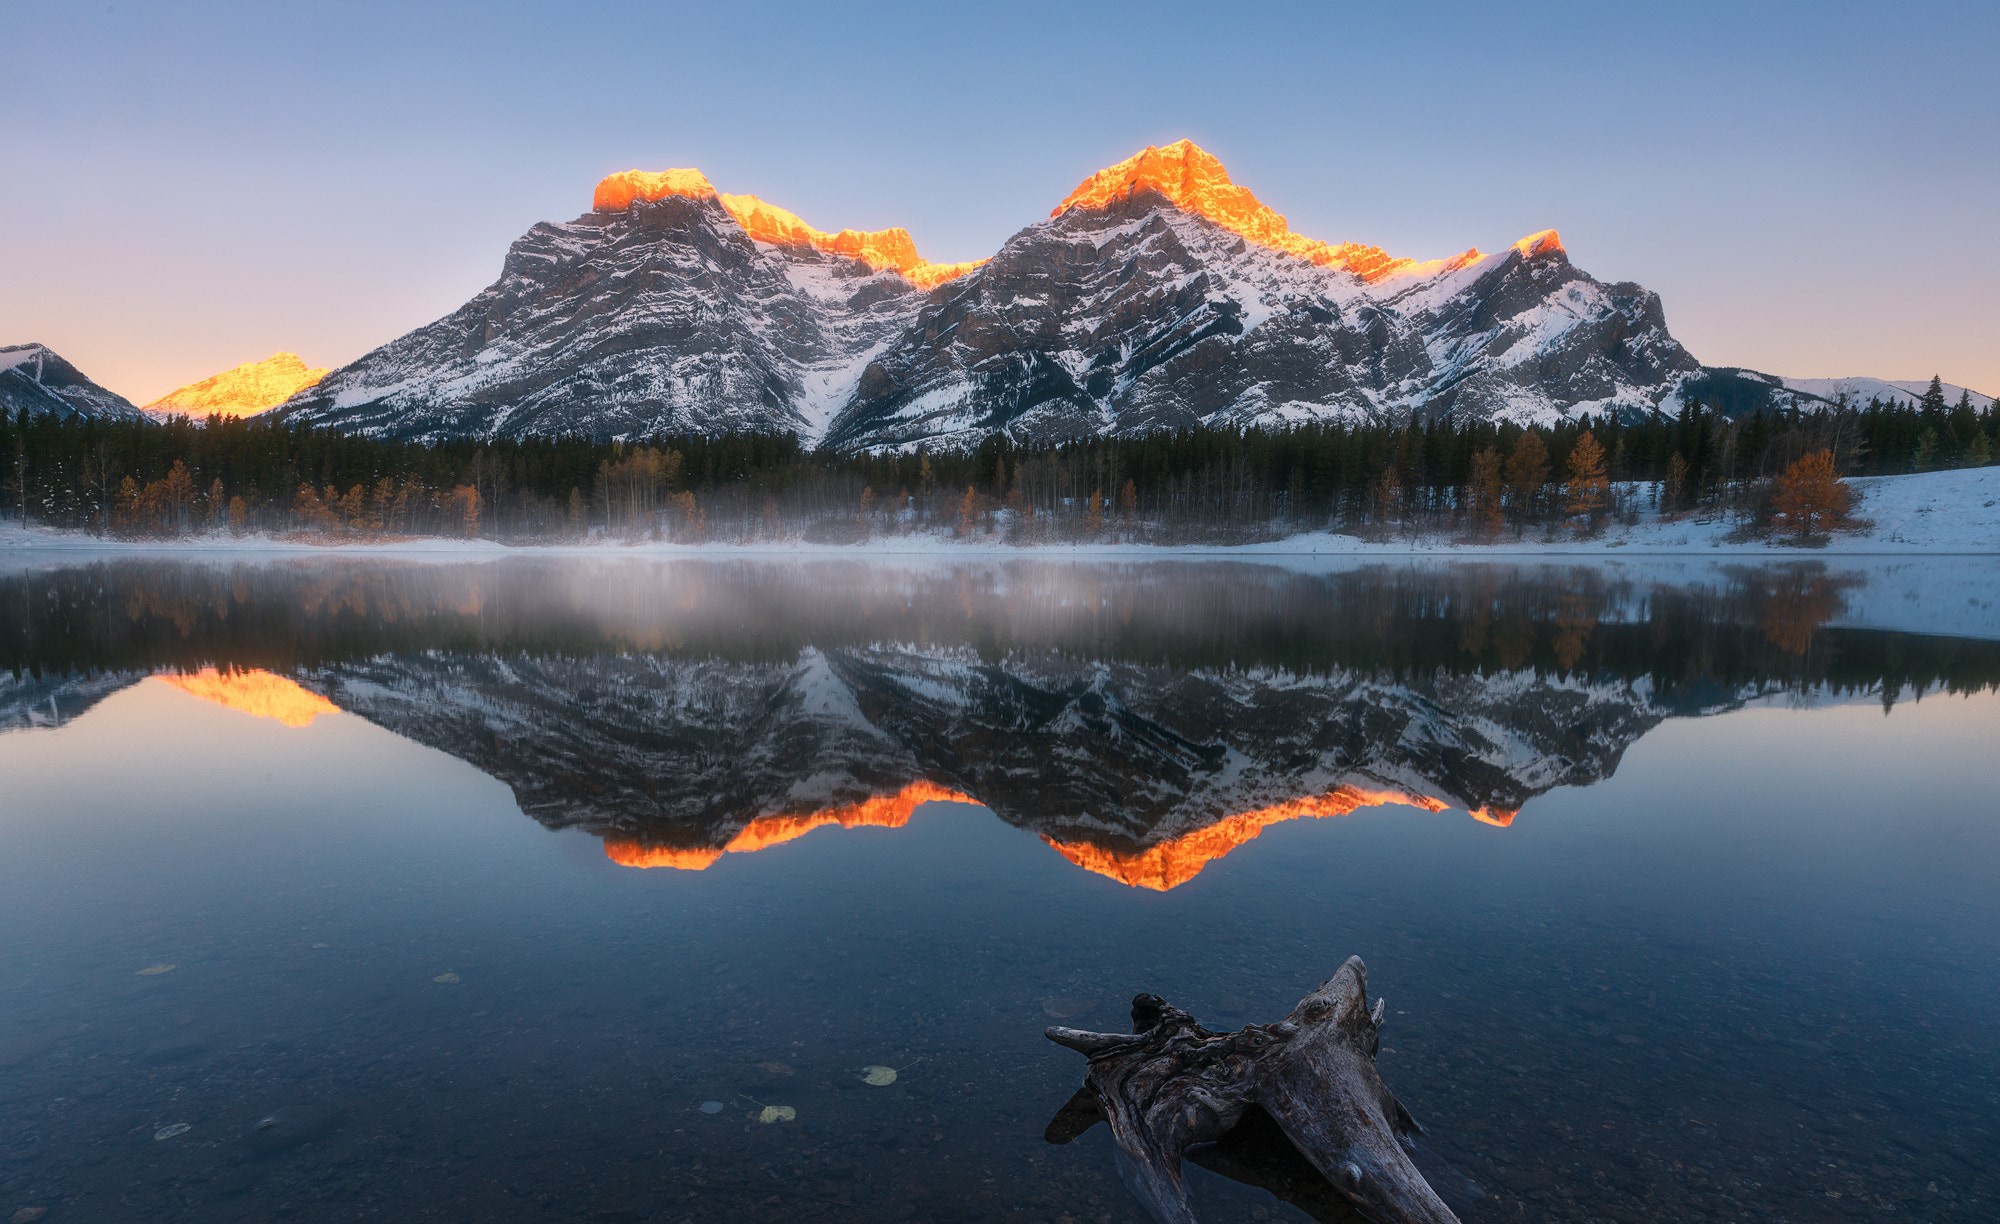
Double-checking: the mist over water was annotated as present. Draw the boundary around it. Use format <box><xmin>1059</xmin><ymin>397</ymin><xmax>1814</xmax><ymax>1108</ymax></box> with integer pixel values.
<box><xmin>1</xmin><ymin>555</ymin><xmax>1996</xmax><ymax>1222</ymax></box>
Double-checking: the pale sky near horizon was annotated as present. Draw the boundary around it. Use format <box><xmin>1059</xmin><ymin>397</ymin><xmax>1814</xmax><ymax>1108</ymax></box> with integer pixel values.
<box><xmin>4</xmin><ymin>0</ymin><xmax>1995</xmax><ymax>404</ymax></box>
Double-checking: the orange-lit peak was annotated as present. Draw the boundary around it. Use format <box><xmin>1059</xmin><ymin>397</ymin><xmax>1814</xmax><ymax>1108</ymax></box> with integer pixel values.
<box><xmin>592</xmin><ymin>167</ymin><xmax>983</xmax><ymax>289</ymax></box>
<box><xmin>1044</xmin><ymin>784</ymin><xmax>1453</xmax><ymax>892</ymax></box>
<box><xmin>1468</xmin><ymin>806</ymin><xmax>1519</xmax><ymax>828</ymax></box>
<box><xmin>143</xmin><ymin>352</ymin><xmax>328</xmax><ymax>420</ymax></box>
<box><xmin>1512</xmin><ymin>229</ymin><xmax>1564</xmax><ymax>259</ymax></box>
<box><xmin>602</xmin><ymin>780</ymin><xmax>975</xmax><ymax>871</ymax></box>
<box><xmin>593</xmin><ymin>167</ymin><xmax>721</xmax><ymax>209</ymax></box>
<box><xmin>1054</xmin><ymin>140</ymin><xmax>1423</xmax><ymax>282</ymax></box>
<box><xmin>151</xmin><ymin>667</ymin><xmax>341</xmax><ymax>728</ymax></box>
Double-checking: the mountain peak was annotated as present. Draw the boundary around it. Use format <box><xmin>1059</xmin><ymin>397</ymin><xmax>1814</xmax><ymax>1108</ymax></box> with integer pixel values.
<box><xmin>591</xmin><ymin>167</ymin><xmax>982</xmax><ymax>289</ymax></box>
<box><xmin>1055</xmin><ymin>140</ymin><xmax>1562</xmax><ymax>285</ymax></box>
<box><xmin>146</xmin><ymin>351</ymin><xmax>328</xmax><ymax>419</ymax></box>
<box><xmin>1054</xmin><ymin>139</ymin><xmax>1418</xmax><ymax>281</ymax></box>
<box><xmin>1512</xmin><ymin>229</ymin><xmax>1564</xmax><ymax>259</ymax></box>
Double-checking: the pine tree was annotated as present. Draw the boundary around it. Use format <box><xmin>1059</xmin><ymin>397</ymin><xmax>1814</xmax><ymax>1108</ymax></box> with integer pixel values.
<box><xmin>1662</xmin><ymin>452</ymin><xmax>1689</xmax><ymax>517</ymax></box>
<box><xmin>1912</xmin><ymin>427</ymin><xmax>1938</xmax><ymax>472</ymax></box>
<box><xmin>1921</xmin><ymin>374</ymin><xmax>1947</xmax><ymax>415</ymax></box>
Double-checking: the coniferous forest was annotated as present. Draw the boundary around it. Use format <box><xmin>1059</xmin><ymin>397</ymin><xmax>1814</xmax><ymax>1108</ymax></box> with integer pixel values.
<box><xmin>2</xmin><ymin>380</ymin><xmax>1994</xmax><ymax>543</ymax></box>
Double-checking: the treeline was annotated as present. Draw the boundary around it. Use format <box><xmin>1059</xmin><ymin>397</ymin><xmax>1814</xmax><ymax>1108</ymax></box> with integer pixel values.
<box><xmin>0</xmin><ymin>379</ymin><xmax>1993</xmax><ymax>542</ymax></box>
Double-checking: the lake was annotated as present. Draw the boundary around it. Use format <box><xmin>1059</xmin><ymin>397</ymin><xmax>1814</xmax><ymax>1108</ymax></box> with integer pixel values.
<box><xmin>1</xmin><ymin>554</ymin><xmax>1996</xmax><ymax>1223</ymax></box>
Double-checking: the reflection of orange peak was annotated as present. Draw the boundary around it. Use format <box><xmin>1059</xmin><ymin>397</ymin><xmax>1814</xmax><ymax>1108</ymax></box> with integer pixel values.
<box><xmin>1044</xmin><ymin>785</ymin><xmax>1456</xmax><ymax>892</ymax></box>
<box><xmin>152</xmin><ymin>667</ymin><xmax>341</xmax><ymax>728</ymax></box>
<box><xmin>592</xmin><ymin>168</ymin><xmax>983</xmax><ymax>289</ymax></box>
<box><xmin>603</xmin><ymin>780</ymin><xmax>975</xmax><ymax>871</ymax></box>
<box><xmin>1055</xmin><ymin>139</ymin><xmax>1557</xmax><ymax>282</ymax></box>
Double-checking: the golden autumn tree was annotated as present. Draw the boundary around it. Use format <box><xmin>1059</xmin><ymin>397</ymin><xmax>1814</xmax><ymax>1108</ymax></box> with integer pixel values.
<box><xmin>1770</xmin><ymin>449</ymin><xmax>1853</xmax><ymax>542</ymax></box>
<box><xmin>1503</xmin><ymin>431</ymin><xmax>1550</xmax><ymax>529</ymax></box>
<box><xmin>1562</xmin><ymin>430</ymin><xmax>1610</xmax><ymax>531</ymax></box>
<box><xmin>1466</xmin><ymin>447</ymin><xmax>1504</xmax><ymax>538</ymax></box>
<box><xmin>957</xmin><ymin>485</ymin><xmax>980</xmax><ymax>536</ymax></box>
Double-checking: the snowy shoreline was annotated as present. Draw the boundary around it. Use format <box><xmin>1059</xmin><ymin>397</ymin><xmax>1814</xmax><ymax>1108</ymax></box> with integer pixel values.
<box><xmin>3</xmin><ymin>467</ymin><xmax>1995</xmax><ymax>560</ymax></box>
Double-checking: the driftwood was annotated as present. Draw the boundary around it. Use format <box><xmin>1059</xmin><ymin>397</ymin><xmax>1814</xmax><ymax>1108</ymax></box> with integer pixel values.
<box><xmin>1045</xmin><ymin>957</ymin><xmax>1463</xmax><ymax>1224</ymax></box>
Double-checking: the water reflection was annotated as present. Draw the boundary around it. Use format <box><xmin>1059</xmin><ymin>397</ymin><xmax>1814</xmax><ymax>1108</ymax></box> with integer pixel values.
<box><xmin>3</xmin><ymin>555</ymin><xmax>1999</xmax><ymax>1224</ymax></box>
<box><xmin>5</xmin><ymin>557</ymin><xmax>1997</xmax><ymax>891</ymax></box>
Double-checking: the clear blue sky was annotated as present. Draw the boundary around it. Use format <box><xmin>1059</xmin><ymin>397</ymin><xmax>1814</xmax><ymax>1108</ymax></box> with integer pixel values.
<box><xmin>4</xmin><ymin>0</ymin><xmax>1995</xmax><ymax>402</ymax></box>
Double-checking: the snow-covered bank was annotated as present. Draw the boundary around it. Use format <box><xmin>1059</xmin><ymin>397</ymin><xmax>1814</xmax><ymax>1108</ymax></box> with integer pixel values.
<box><xmin>1</xmin><ymin>466</ymin><xmax>1996</xmax><ymax>560</ymax></box>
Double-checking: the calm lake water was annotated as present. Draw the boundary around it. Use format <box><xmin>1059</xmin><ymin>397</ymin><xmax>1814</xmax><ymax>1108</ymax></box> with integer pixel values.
<box><xmin>1</xmin><ymin>555</ymin><xmax>1996</xmax><ymax>1223</ymax></box>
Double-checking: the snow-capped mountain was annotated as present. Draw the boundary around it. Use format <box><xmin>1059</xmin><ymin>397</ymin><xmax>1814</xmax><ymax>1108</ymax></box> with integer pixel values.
<box><xmin>276</xmin><ymin>141</ymin><xmax>1817</xmax><ymax>449</ymax></box>
<box><xmin>144</xmin><ymin>351</ymin><xmax>328</xmax><ymax>420</ymax></box>
<box><xmin>1779</xmin><ymin>375</ymin><xmax>1994</xmax><ymax>410</ymax></box>
<box><xmin>0</xmin><ymin>343</ymin><xmax>145</xmax><ymax>422</ymax></box>
<box><xmin>276</xmin><ymin>169</ymin><xmax>956</xmax><ymax>441</ymax></box>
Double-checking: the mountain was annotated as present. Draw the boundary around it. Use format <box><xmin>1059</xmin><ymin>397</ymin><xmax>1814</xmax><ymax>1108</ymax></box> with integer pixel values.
<box><xmin>0</xmin><ymin>343</ymin><xmax>145</xmax><ymax>423</ymax></box>
<box><xmin>144</xmin><ymin>351</ymin><xmax>328</xmax><ymax>420</ymax></box>
<box><xmin>1778</xmin><ymin>375</ymin><xmax>1994</xmax><ymax>411</ymax></box>
<box><xmin>276</xmin><ymin>169</ymin><xmax>964</xmax><ymax>441</ymax></box>
<box><xmin>277</xmin><ymin>140</ymin><xmax>1826</xmax><ymax>448</ymax></box>
<box><xmin>827</xmin><ymin>142</ymin><xmax>1707</xmax><ymax>447</ymax></box>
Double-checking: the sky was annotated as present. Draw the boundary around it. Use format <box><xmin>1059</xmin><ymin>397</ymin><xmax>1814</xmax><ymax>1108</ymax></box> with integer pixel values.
<box><xmin>3</xmin><ymin>0</ymin><xmax>1996</xmax><ymax>404</ymax></box>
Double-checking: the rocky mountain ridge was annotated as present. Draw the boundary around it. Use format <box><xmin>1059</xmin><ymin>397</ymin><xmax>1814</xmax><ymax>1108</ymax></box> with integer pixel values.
<box><xmin>274</xmin><ymin>140</ymin><xmax>1831</xmax><ymax>448</ymax></box>
<box><xmin>0</xmin><ymin>343</ymin><xmax>145</xmax><ymax>423</ymax></box>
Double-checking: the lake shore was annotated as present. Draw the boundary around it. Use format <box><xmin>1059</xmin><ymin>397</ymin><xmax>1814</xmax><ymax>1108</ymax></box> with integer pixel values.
<box><xmin>2</xmin><ymin>466</ymin><xmax>1995</xmax><ymax>559</ymax></box>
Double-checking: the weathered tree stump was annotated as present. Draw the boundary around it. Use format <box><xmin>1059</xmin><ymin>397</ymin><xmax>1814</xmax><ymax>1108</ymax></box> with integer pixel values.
<box><xmin>1045</xmin><ymin>956</ymin><xmax>1463</xmax><ymax>1224</ymax></box>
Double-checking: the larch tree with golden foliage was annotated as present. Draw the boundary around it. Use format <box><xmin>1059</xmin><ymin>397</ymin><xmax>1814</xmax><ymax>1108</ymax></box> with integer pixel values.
<box><xmin>1562</xmin><ymin>430</ymin><xmax>1610</xmax><ymax>532</ymax></box>
<box><xmin>1503</xmin><ymin>432</ymin><xmax>1550</xmax><ymax>530</ymax></box>
<box><xmin>1770</xmin><ymin>449</ymin><xmax>1853</xmax><ymax>542</ymax></box>
<box><xmin>1466</xmin><ymin>447</ymin><xmax>1504</xmax><ymax>538</ymax></box>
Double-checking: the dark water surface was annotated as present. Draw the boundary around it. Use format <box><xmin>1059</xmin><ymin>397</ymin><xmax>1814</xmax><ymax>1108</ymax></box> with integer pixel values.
<box><xmin>1</xmin><ymin>556</ymin><xmax>1996</xmax><ymax>1223</ymax></box>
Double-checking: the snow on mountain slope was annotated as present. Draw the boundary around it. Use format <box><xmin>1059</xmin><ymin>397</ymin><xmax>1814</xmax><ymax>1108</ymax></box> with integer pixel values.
<box><xmin>0</xmin><ymin>343</ymin><xmax>145</xmax><ymax>423</ymax></box>
<box><xmin>1780</xmin><ymin>376</ymin><xmax>1994</xmax><ymax>410</ymax></box>
<box><xmin>275</xmin><ymin>140</ymin><xmax>1850</xmax><ymax>449</ymax></box>
<box><xmin>826</xmin><ymin>144</ymin><xmax>1700</xmax><ymax>447</ymax></box>
<box><xmin>275</xmin><ymin>171</ymin><xmax>968</xmax><ymax>443</ymax></box>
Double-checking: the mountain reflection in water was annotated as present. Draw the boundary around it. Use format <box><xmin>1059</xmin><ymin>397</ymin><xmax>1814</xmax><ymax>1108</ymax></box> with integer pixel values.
<box><xmin>5</xmin><ymin>557</ymin><xmax>1996</xmax><ymax>891</ymax></box>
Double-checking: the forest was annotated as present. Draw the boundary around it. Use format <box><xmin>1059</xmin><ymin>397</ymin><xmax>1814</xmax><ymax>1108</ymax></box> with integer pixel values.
<box><xmin>2</xmin><ymin>379</ymin><xmax>1993</xmax><ymax>544</ymax></box>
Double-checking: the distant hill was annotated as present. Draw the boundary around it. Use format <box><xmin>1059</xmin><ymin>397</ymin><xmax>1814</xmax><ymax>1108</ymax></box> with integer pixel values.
<box><xmin>1780</xmin><ymin>376</ymin><xmax>1994</xmax><ymax>410</ymax></box>
<box><xmin>0</xmin><ymin>343</ymin><xmax>144</xmax><ymax>422</ymax></box>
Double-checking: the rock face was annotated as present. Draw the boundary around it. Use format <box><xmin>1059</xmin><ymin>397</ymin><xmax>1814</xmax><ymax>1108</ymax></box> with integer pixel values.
<box><xmin>825</xmin><ymin>162</ymin><xmax>1703</xmax><ymax>447</ymax></box>
<box><xmin>279</xmin><ymin>140</ymin><xmax>1822</xmax><ymax>447</ymax></box>
<box><xmin>0</xmin><ymin>344</ymin><xmax>144</xmax><ymax>423</ymax></box>
<box><xmin>144</xmin><ymin>352</ymin><xmax>328</xmax><ymax>420</ymax></box>
<box><xmin>277</xmin><ymin>181</ymin><xmax>950</xmax><ymax>442</ymax></box>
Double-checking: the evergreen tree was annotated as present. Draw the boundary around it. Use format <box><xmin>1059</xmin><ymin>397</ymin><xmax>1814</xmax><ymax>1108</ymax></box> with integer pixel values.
<box><xmin>1921</xmin><ymin>374</ymin><xmax>1948</xmax><ymax>415</ymax></box>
